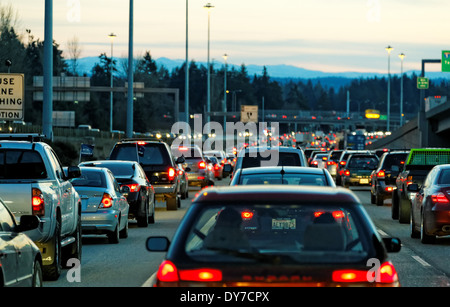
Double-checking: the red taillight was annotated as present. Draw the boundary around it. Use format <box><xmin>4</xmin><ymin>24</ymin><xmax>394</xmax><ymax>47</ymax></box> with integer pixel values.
<box><xmin>377</xmin><ymin>170</ymin><xmax>385</xmax><ymax>178</ymax></box>
<box><xmin>314</xmin><ymin>210</ymin><xmax>345</xmax><ymax>220</ymax></box>
<box><xmin>385</xmin><ymin>186</ymin><xmax>394</xmax><ymax>192</ymax></box>
<box><xmin>339</xmin><ymin>161</ymin><xmax>346</xmax><ymax>166</ymax></box>
<box><xmin>198</xmin><ymin>161</ymin><xmax>206</xmax><ymax>169</ymax></box>
<box><xmin>32</xmin><ymin>188</ymin><xmax>45</xmax><ymax>216</ymax></box>
<box><xmin>168</xmin><ymin>167</ymin><xmax>176</xmax><ymax>181</ymax></box>
<box><xmin>180</xmin><ymin>268</ymin><xmax>222</xmax><ymax>282</ymax></box>
<box><xmin>312</xmin><ymin>161</ymin><xmax>318</xmax><ymax>166</ymax></box>
<box><xmin>332</xmin><ymin>261</ymin><xmax>398</xmax><ymax>284</ymax></box>
<box><xmin>156</xmin><ymin>260</ymin><xmax>222</xmax><ymax>283</ymax></box>
<box><xmin>122</xmin><ymin>183</ymin><xmax>141</xmax><ymax>193</ymax></box>
<box><xmin>344</xmin><ymin>170</ymin><xmax>350</xmax><ymax>176</ymax></box>
<box><xmin>157</xmin><ymin>260</ymin><xmax>179</xmax><ymax>282</ymax></box>
<box><xmin>327</xmin><ymin>161</ymin><xmax>336</xmax><ymax>166</ymax></box>
<box><xmin>100</xmin><ymin>193</ymin><xmax>113</xmax><ymax>208</ymax></box>
<box><xmin>241</xmin><ymin>211</ymin><xmax>254</xmax><ymax>219</ymax></box>
<box><xmin>431</xmin><ymin>192</ymin><xmax>449</xmax><ymax>204</ymax></box>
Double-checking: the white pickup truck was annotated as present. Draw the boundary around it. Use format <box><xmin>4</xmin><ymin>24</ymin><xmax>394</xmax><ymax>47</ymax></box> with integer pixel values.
<box><xmin>0</xmin><ymin>134</ymin><xmax>82</xmax><ymax>280</ymax></box>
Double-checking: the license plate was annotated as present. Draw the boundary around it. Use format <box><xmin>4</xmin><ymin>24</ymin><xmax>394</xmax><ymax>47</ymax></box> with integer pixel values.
<box><xmin>272</xmin><ymin>218</ymin><xmax>296</xmax><ymax>230</ymax></box>
<box><xmin>359</xmin><ymin>178</ymin><xmax>369</xmax><ymax>184</ymax></box>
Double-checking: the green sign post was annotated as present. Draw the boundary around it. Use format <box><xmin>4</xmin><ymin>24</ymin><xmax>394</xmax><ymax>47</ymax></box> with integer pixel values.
<box><xmin>417</xmin><ymin>77</ymin><xmax>429</xmax><ymax>89</ymax></box>
<box><xmin>442</xmin><ymin>50</ymin><xmax>450</xmax><ymax>72</ymax></box>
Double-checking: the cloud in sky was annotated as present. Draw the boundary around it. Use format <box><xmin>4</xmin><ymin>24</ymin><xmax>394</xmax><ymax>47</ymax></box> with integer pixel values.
<box><xmin>8</xmin><ymin>0</ymin><xmax>450</xmax><ymax>73</ymax></box>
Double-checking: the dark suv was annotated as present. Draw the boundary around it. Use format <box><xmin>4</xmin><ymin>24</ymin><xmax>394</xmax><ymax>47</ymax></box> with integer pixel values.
<box><xmin>370</xmin><ymin>151</ymin><xmax>409</xmax><ymax>207</ymax></box>
<box><xmin>109</xmin><ymin>140</ymin><xmax>184</xmax><ymax>210</ymax></box>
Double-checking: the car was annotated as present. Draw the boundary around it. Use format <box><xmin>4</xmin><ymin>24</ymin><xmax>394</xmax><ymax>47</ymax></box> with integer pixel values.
<box><xmin>335</xmin><ymin>150</ymin><xmax>371</xmax><ymax>185</ymax></box>
<box><xmin>171</xmin><ymin>145</ymin><xmax>215</xmax><ymax>188</ymax></box>
<box><xmin>206</xmin><ymin>156</ymin><xmax>223</xmax><ymax>180</ymax></box>
<box><xmin>70</xmin><ymin>167</ymin><xmax>130</xmax><ymax>243</ymax></box>
<box><xmin>108</xmin><ymin>139</ymin><xmax>184</xmax><ymax>210</ymax></box>
<box><xmin>233</xmin><ymin>146</ymin><xmax>307</xmax><ymax>177</ymax></box>
<box><xmin>176</xmin><ymin>163</ymin><xmax>189</xmax><ymax>199</ymax></box>
<box><xmin>370</xmin><ymin>151</ymin><xmax>409</xmax><ymax>206</ymax></box>
<box><xmin>341</xmin><ymin>153</ymin><xmax>379</xmax><ymax>188</ymax></box>
<box><xmin>326</xmin><ymin>149</ymin><xmax>343</xmax><ymax>180</ymax></box>
<box><xmin>146</xmin><ymin>185</ymin><xmax>401</xmax><ymax>287</ymax></box>
<box><xmin>79</xmin><ymin>160</ymin><xmax>155</xmax><ymax>227</ymax></box>
<box><xmin>408</xmin><ymin>164</ymin><xmax>450</xmax><ymax>243</ymax></box>
<box><xmin>308</xmin><ymin>150</ymin><xmax>328</xmax><ymax>166</ymax></box>
<box><xmin>310</xmin><ymin>153</ymin><xmax>328</xmax><ymax>168</ymax></box>
<box><xmin>0</xmin><ymin>199</ymin><xmax>43</xmax><ymax>287</ymax></box>
<box><xmin>392</xmin><ymin>148</ymin><xmax>450</xmax><ymax>223</ymax></box>
<box><xmin>230</xmin><ymin>166</ymin><xmax>336</xmax><ymax>187</ymax></box>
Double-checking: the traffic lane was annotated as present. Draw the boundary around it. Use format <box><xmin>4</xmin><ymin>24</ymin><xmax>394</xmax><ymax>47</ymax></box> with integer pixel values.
<box><xmin>44</xmin><ymin>195</ymin><xmax>193</xmax><ymax>287</ymax></box>
<box><xmin>351</xmin><ymin>187</ymin><xmax>450</xmax><ymax>287</ymax></box>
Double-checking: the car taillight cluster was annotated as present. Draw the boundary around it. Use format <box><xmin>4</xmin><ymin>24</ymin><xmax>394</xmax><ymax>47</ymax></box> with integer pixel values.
<box><xmin>99</xmin><ymin>193</ymin><xmax>113</xmax><ymax>208</ymax></box>
<box><xmin>344</xmin><ymin>170</ymin><xmax>350</xmax><ymax>176</ymax></box>
<box><xmin>168</xmin><ymin>167</ymin><xmax>176</xmax><ymax>181</ymax></box>
<box><xmin>332</xmin><ymin>261</ymin><xmax>398</xmax><ymax>284</ymax></box>
<box><xmin>32</xmin><ymin>188</ymin><xmax>45</xmax><ymax>216</ymax></box>
<box><xmin>122</xmin><ymin>183</ymin><xmax>141</xmax><ymax>193</ymax></box>
<box><xmin>198</xmin><ymin>161</ymin><xmax>206</xmax><ymax>169</ymax></box>
<box><xmin>431</xmin><ymin>192</ymin><xmax>449</xmax><ymax>204</ymax></box>
<box><xmin>377</xmin><ymin>170</ymin><xmax>385</xmax><ymax>178</ymax></box>
<box><xmin>157</xmin><ymin>260</ymin><xmax>222</xmax><ymax>283</ymax></box>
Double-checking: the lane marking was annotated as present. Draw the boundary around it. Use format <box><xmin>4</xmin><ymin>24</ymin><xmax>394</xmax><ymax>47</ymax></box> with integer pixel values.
<box><xmin>412</xmin><ymin>255</ymin><xmax>432</xmax><ymax>267</ymax></box>
<box><xmin>377</xmin><ymin>228</ymin><xmax>388</xmax><ymax>236</ymax></box>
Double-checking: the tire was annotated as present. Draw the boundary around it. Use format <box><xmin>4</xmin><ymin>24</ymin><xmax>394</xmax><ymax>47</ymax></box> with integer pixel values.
<box><xmin>370</xmin><ymin>192</ymin><xmax>376</xmax><ymax>204</ymax></box>
<box><xmin>119</xmin><ymin>218</ymin><xmax>129</xmax><ymax>238</ymax></box>
<box><xmin>398</xmin><ymin>196</ymin><xmax>410</xmax><ymax>224</ymax></box>
<box><xmin>166</xmin><ymin>195</ymin><xmax>178</xmax><ymax>210</ymax></box>
<box><xmin>137</xmin><ymin>196</ymin><xmax>149</xmax><ymax>227</ymax></box>
<box><xmin>410</xmin><ymin>209</ymin><xmax>420</xmax><ymax>238</ymax></box>
<box><xmin>32</xmin><ymin>260</ymin><xmax>43</xmax><ymax>287</ymax></box>
<box><xmin>375</xmin><ymin>194</ymin><xmax>384</xmax><ymax>206</ymax></box>
<box><xmin>148</xmin><ymin>197</ymin><xmax>155</xmax><ymax>224</ymax></box>
<box><xmin>43</xmin><ymin>218</ymin><xmax>62</xmax><ymax>281</ymax></box>
<box><xmin>108</xmin><ymin>224</ymin><xmax>120</xmax><ymax>244</ymax></box>
<box><xmin>420</xmin><ymin>211</ymin><xmax>436</xmax><ymax>244</ymax></box>
<box><xmin>391</xmin><ymin>190</ymin><xmax>399</xmax><ymax>220</ymax></box>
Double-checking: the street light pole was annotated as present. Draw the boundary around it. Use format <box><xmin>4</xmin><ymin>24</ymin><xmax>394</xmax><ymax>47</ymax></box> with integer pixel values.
<box><xmin>223</xmin><ymin>53</ymin><xmax>227</xmax><ymax>134</ymax></box>
<box><xmin>385</xmin><ymin>45</ymin><xmax>393</xmax><ymax>132</ymax></box>
<box><xmin>108</xmin><ymin>33</ymin><xmax>116</xmax><ymax>133</ymax></box>
<box><xmin>185</xmin><ymin>0</ymin><xmax>189</xmax><ymax>124</ymax></box>
<box><xmin>399</xmin><ymin>53</ymin><xmax>405</xmax><ymax>127</ymax></box>
<box><xmin>126</xmin><ymin>0</ymin><xmax>134</xmax><ymax>138</ymax></box>
<box><xmin>204</xmin><ymin>3</ymin><xmax>214</xmax><ymax>126</ymax></box>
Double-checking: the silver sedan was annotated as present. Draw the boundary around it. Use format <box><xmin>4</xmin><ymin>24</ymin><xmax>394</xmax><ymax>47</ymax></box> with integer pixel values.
<box><xmin>71</xmin><ymin>167</ymin><xmax>130</xmax><ymax>244</ymax></box>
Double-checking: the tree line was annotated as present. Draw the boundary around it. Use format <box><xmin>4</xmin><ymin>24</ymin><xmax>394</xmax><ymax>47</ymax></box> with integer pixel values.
<box><xmin>1</xmin><ymin>4</ymin><xmax>450</xmax><ymax>133</ymax></box>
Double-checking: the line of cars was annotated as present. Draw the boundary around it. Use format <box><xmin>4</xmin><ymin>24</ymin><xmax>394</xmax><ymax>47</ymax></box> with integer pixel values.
<box><xmin>146</xmin><ymin>144</ymin><xmax>403</xmax><ymax>287</ymax></box>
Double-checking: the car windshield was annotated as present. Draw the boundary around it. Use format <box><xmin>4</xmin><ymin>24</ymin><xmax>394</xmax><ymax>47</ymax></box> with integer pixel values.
<box><xmin>70</xmin><ymin>169</ymin><xmax>106</xmax><ymax>187</ymax></box>
<box><xmin>184</xmin><ymin>203</ymin><xmax>371</xmax><ymax>264</ymax></box>
<box><xmin>239</xmin><ymin>173</ymin><xmax>328</xmax><ymax>186</ymax></box>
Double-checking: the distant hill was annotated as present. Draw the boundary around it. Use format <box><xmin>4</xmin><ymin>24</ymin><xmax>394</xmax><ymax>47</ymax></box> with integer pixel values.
<box><xmin>70</xmin><ymin>56</ymin><xmax>450</xmax><ymax>89</ymax></box>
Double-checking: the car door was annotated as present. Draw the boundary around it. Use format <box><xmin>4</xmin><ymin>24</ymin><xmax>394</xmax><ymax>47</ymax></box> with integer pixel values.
<box><xmin>0</xmin><ymin>202</ymin><xmax>19</xmax><ymax>286</ymax></box>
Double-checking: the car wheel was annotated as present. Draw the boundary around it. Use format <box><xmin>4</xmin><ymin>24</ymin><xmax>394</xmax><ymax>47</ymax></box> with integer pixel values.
<box><xmin>108</xmin><ymin>224</ymin><xmax>120</xmax><ymax>244</ymax></box>
<box><xmin>410</xmin><ymin>209</ymin><xmax>420</xmax><ymax>238</ymax></box>
<box><xmin>43</xmin><ymin>217</ymin><xmax>62</xmax><ymax>281</ymax></box>
<box><xmin>391</xmin><ymin>191</ymin><xmax>399</xmax><ymax>220</ymax></box>
<box><xmin>166</xmin><ymin>195</ymin><xmax>178</xmax><ymax>210</ymax></box>
<box><xmin>420</xmin><ymin>210</ymin><xmax>436</xmax><ymax>244</ymax></box>
<box><xmin>398</xmin><ymin>196</ymin><xmax>410</xmax><ymax>224</ymax></box>
<box><xmin>148</xmin><ymin>197</ymin><xmax>155</xmax><ymax>224</ymax></box>
<box><xmin>119</xmin><ymin>217</ymin><xmax>129</xmax><ymax>238</ymax></box>
<box><xmin>375</xmin><ymin>194</ymin><xmax>384</xmax><ymax>206</ymax></box>
<box><xmin>32</xmin><ymin>259</ymin><xmax>43</xmax><ymax>287</ymax></box>
<box><xmin>137</xmin><ymin>197</ymin><xmax>149</xmax><ymax>227</ymax></box>
<box><xmin>370</xmin><ymin>191</ymin><xmax>376</xmax><ymax>204</ymax></box>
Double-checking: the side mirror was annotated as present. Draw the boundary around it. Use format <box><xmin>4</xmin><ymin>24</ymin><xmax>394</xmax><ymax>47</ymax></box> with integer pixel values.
<box><xmin>176</xmin><ymin>156</ymin><xmax>185</xmax><ymax>164</ymax></box>
<box><xmin>146</xmin><ymin>236</ymin><xmax>170</xmax><ymax>252</ymax></box>
<box><xmin>67</xmin><ymin>166</ymin><xmax>81</xmax><ymax>179</ymax></box>
<box><xmin>17</xmin><ymin>215</ymin><xmax>40</xmax><ymax>232</ymax></box>
<box><xmin>407</xmin><ymin>183</ymin><xmax>419</xmax><ymax>192</ymax></box>
<box><xmin>184</xmin><ymin>167</ymin><xmax>191</xmax><ymax>172</ymax></box>
<box><xmin>382</xmin><ymin>237</ymin><xmax>401</xmax><ymax>253</ymax></box>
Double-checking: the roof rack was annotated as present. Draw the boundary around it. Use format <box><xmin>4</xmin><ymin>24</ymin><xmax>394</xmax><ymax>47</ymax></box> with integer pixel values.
<box><xmin>0</xmin><ymin>133</ymin><xmax>46</xmax><ymax>142</ymax></box>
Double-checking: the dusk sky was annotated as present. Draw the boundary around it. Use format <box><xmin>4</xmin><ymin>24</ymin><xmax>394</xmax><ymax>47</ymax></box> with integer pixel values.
<box><xmin>9</xmin><ymin>0</ymin><xmax>450</xmax><ymax>74</ymax></box>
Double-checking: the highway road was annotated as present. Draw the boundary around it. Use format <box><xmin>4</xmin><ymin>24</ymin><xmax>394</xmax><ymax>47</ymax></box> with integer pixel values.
<box><xmin>44</xmin><ymin>179</ymin><xmax>450</xmax><ymax>287</ymax></box>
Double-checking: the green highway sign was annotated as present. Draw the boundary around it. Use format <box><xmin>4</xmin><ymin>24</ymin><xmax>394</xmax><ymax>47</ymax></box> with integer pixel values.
<box><xmin>417</xmin><ymin>77</ymin><xmax>429</xmax><ymax>89</ymax></box>
<box><xmin>442</xmin><ymin>50</ymin><xmax>450</xmax><ymax>72</ymax></box>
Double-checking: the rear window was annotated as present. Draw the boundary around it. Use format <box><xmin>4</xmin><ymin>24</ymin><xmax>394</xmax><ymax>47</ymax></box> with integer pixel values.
<box><xmin>241</xmin><ymin>152</ymin><xmax>301</xmax><ymax>168</ymax></box>
<box><xmin>0</xmin><ymin>149</ymin><xmax>47</xmax><ymax>179</ymax></box>
<box><xmin>70</xmin><ymin>169</ymin><xmax>106</xmax><ymax>188</ymax></box>
<box><xmin>438</xmin><ymin>169</ymin><xmax>450</xmax><ymax>184</ymax></box>
<box><xmin>85</xmin><ymin>162</ymin><xmax>134</xmax><ymax>177</ymax></box>
<box><xmin>382</xmin><ymin>153</ymin><xmax>408</xmax><ymax>169</ymax></box>
<box><xmin>347</xmin><ymin>156</ymin><xmax>378</xmax><ymax>169</ymax></box>
<box><xmin>239</xmin><ymin>173</ymin><xmax>328</xmax><ymax>186</ymax></box>
<box><xmin>110</xmin><ymin>143</ymin><xmax>170</xmax><ymax>166</ymax></box>
<box><xmin>184</xmin><ymin>203</ymin><xmax>373</xmax><ymax>264</ymax></box>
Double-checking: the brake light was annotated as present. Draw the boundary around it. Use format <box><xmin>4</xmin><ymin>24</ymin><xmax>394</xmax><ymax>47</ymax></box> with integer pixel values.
<box><xmin>156</xmin><ymin>260</ymin><xmax>222</xmax><ymax>283</ymax></box>
<box><xmin>32</xmin><ymin>188</ymin><xmax>45</xmax><ymax>216</ymax></box>
<box><xmin>332</xmin><ymin>261</ymin><xmax>398</xmax><ymax>284</ymax></box>
<box><xmin>241</xmin><ymin>211</ymin><xmax>254</xmax><ymax>219</ymax></box>
<box><xmin>385</xmin><ymin>186</ymin><xmax>394</xmax><ymax>192</ymax></box>
<box><xmin>339</xmin><ymin>161</ymin><xmax>346</xmax><ymax>166</ymax></box>
<box><xmin>157</xmin><ymin>260</ymin><xmax>179</xmax><ymax>282</ymax></box>
<box><xmin>344</xmin><ymin>170</ymin><xmax>350</xmax><ymax>176</ymax></box>
<box><xmin>314</xmin><ymin>210</ymin><xmax>345</xmax><ymax>219</ymax></box>
<box><xmin>377</xmin><ymin>170</ymin><xmax>385</xmax><ymax>178</ymax></box>
<box><xmin>327</xmin><ymin>161</ymin><xmax>336</xmax><ymax>166</ymax></box>
<box><xmin>168</xmin><ymin>167</ymin><xmax>176</xmax><ymax>181</ymax></box>
<box><xmin>431</xmin><ymin>192</ymin><xmax>449</xmax><ymax>204</ymax></box>
<box><xmin>180</xmin><ymin>268</ymin><xmax>222</xmax><ymax>282</ymax></box>
<box><xmin>122</xmin><ymin>184</ymin><xmax>141</xmax><ymax>192</ymax></box>
<box><xmin>137</xmin><ymin>141</ymin><xmax>147</xmax><ymax>145</ymax></box>
<box><xmin>198</xmin><ymin>161</ymin><xmax>206</xmax><ymax>169</ymax></box>
<box><xmin>100</xmin><ymin>193</ymin><xmax>113</xmax><ymax>208</ymax></box>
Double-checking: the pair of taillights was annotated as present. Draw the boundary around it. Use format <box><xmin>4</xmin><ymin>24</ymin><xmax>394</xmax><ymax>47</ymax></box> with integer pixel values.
<box><xmin>155</xmin><ymin>260</ymin><xmax>398</xmax><ymax>284</ymax></box>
